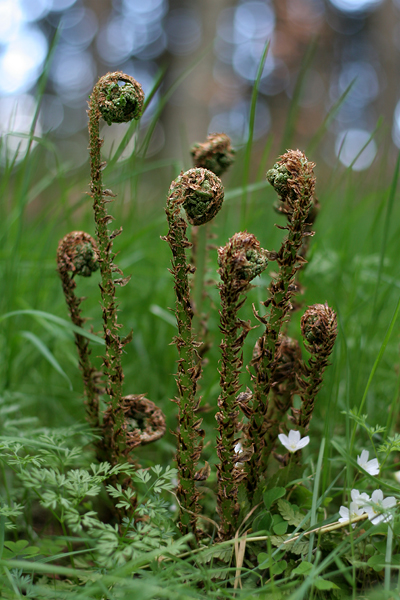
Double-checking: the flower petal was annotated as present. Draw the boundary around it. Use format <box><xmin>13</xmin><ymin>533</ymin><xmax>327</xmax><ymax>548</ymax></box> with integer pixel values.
<box><xmin>366</xmin><ymin>458</ymin><xmax>380</xmax><ymax>476</ymax></box>
<box><xmin>296</xmin><ymin>436</ymin><xmax>310</xmax><ymax>449</ymax></box>
<box><xmin>371</xmin><ymin>489</ymin><xmax>383</xmax><ymax>503</ymax></box>
<box><xmin>278</xmin><ymin>434</ymin><xmax>289</xmax><ymax>449</ymax></box>
<box><xmin>288</xmin><ymin>430</ymin><xmax>301</xmax><ymax>444</ymax></box>
<box><xmin>382</xmin><ymin>496</ymin><xmax>396</xmax><ymax>509</ymax></box>
<box><xmin>371</xmin><ymin>514</ymin><xmax>385</xmax><ymax>526</ymax></box>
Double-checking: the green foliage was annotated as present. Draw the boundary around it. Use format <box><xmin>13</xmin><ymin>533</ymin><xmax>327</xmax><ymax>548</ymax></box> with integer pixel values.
<box><xmin>1</xmin><ymin>51</ymin><xmax>400</xmax><ymax>600</ymax></box>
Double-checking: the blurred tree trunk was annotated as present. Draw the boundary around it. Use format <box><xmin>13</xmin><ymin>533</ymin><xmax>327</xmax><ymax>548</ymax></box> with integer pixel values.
<box><xmin>371</xmin><ymin>1</ymin><xmax>400</xmax><ymax>141</ymax></box>
<box><xmin>162</xmin><ymin>0</ymin><xmax>233</xmax><ymax>167</ymax></box>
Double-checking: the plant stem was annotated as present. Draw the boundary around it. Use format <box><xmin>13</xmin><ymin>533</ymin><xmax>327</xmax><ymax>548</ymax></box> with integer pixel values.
<box><xmin>216</xmin><ymin>232</ymin><xmax>270</xmax><ymax>540</ymax></box>
<box><xmin>245</xmin><ymin>150</ymin><xmax>316</xmax><ymax>495</ymax></box>
<box><xmin>87</xmin><ymin>72</ymin><xmax>144</xmax><ymax>463</ymax></box>
<box><xmin>191</xmin><ymin>224</ymin><xmax>208</xmax><ymax>337</ymax></box>
<box><xmin>164</xmin><ymin>168</ymin><xmax>224</xmax><ymax>536</ymax></box>
<box><xmin>190</xmin><ymin>133</ymin><xmax>235</xmax><ymax>339</ymax></box>
<box><xmin>57</xmin><ymin>231</ymin><xmax>102</xmax><ymax>429</ymax></box>
<box><xmin>295</xmin><ymin>303</ymin><xmax>337</xmax><ymax>431</ymax></box>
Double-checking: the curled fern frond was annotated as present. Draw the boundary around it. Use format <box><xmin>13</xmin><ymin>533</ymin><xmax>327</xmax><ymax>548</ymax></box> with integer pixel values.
<box><xmin>168</xmin><ymin>168</ymin><xmax>224</xmax><ymax>226</ymax></box>
<box><xmin>294</xmin><ymin>303</ymin><xmax>337</xmax><ymax>431</ymax></box>
<box><xmin>103</xmin><ymin>395</ymin><xmax>166</xmax><ymax>455</ymax></box>
<box><xmin>57</xmin><ymin>231</ymin><xmax>99</xmax><ymax>278</ymax></box>
<box><xmin>191</xmin><ymin>132</ymin><xmax>235</xmax><ymax>177</ymax></box>
<box><xmin>57</xmin><ymin>231</ymin><xmax>103</xmax><ymax>429</ymax></box>
<box><xmin>95</xmin><ymin>71</ymin><xmax>144</xmax><ymax>126</ymax></box>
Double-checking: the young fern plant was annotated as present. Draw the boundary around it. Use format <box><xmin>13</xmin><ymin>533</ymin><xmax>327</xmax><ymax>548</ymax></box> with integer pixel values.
<box><xmin>295</xmin><ymin>303</ymin><xmax>338</xmax><ymax>432</ymax></box>
<box><xmin>190</xmin><ymin>133</ymin><xmax>235</xmax><ymax>340</ymax></box>
<box><xmin>87</xmin><ymin>71</ymin><xmax>144</xmax><ymax>465</ymax></box>
<box><xmin>216</xmin><ymin>232</ymin><xmax>273</xmax><ymax>540</ymax></box>
<box><xmin>56</xmin><ymin>231</ymin><xmax>103</xmax><ymax>429</ymax></box>
<box><xmin>190</xmin><ymin>133</ymin><xmax>235</xmax><ymax>177</ymax></box>
<box><xmin>164</xmin><ymin>167</ymin><xmax>224</xmax><ymax>536</ymax></box>
<box><xmin>245</xmin><ymin>149</ymin><xmax>316</xmax><ymax>495</ymax></box>
<box><xmin>57</xmin><ymin>72</ymin><xmax>166</xmax><ymax>485</ymax></box>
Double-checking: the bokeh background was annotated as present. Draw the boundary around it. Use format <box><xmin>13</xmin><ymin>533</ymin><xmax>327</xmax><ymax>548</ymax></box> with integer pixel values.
<box><xmin>1</xmin><ymin>0</ymin><xmax>400</xmax><ymax>174</ymax></box>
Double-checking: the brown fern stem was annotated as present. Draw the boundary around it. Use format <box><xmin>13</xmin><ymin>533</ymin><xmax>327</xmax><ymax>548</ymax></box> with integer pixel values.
<box><xmin>164</xmin><ymin>168</ymin><xmax>224</xmax><ymax>537</ymax></box>
<box><xmin>57</xmin><ymin>231</ymin><xmax>103</xmax><ymax>428</ymax></box>
<box><xmin>245</xmin><ymin>150</ymin><xmax>316</xmax><ymax>495</ymax></box>
<box><xmin>216</xmin><ymin>232</ymin><xmax>270</xmax><ymax>540</ymax></box>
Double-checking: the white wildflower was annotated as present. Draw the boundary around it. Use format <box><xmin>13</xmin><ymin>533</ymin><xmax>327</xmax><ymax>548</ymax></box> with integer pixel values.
<box><xmin>357</xmin><ymin>449</ymin><xmax>380</xmax><ymax>476</ymax></box>
<box><xmin>234</xmin><ymin>441</ymin><xmax>243</xmax><ymax>467</ymax></box>
<box><xmin>278</xmin><ymin>430</ymin><xmax>310</xmax><ymax>453</ymax></box>
<box><xmin>350</xmin><ymin>488</ymin><xmax>370</xmax><ymax>510</ymax></box>
<box><xmin>234</xmin><ymin>442</ymin><xmax>243</xmax><ymax>454</ymax></box>
<box><xmin>339</xmin><ymin>502</ymin><xmax>364</xmax><ymax>528</ymax></box>
<box><xmin>364</xmin><ymin>489</ymin><xmax>396</xmax><ymax>525</ymax></box>
<box><xmin>394</xmin><ymin>471</ymin><xmax>400</xmax><ymax>484</ymax></box>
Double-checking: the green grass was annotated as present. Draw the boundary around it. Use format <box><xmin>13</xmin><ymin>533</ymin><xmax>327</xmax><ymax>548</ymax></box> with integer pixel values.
<box><xmin>1</xmin><ymin>56</ymin><xmax>400</xmax><ymax>599</ymax></box>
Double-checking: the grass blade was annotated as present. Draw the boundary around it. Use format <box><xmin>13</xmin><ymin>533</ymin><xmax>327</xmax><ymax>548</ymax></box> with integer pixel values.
<box><xmin>241</xmin><ymin>39</ymin><xmax>270</xmax><ymax>227</ymax></box>
<box><xmin>0</xmin><ymin>310</ymin><xmax>105</xmax><ymax>345</ymax></box>
<box><xmin>19</xmin><ymin>330</ymin><xmax>73</xmax><ymax>390</ymax></box>
<box><xmin>350</xmin><ymin>293</ymin><xmax>400</xmax><ymax>454</ymax></box>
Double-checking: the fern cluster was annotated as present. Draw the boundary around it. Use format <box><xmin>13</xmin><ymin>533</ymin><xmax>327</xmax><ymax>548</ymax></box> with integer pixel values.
<box><xmin>1</xmin><ymin>70</ymin><xmax>399</xmax><ymax>599</ymax></box>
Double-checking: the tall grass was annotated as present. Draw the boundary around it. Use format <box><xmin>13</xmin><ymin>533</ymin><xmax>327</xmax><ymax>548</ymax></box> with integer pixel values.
<box><xmin>0</xmin><ymin>52</ymin><xmax>400</xmax><ymax>599</ymax></box>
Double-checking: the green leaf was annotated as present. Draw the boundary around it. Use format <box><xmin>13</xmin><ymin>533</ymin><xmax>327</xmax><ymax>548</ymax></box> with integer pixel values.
<box><xmin>20</xmin><ymin>546</ymin><xmax>41</xmax><ymax>556</ymax></box>
<box><xmin>292</xmin><ymin>561</ymin><xmax>313</xmax><ymax>575</ymax></box>
<box><xmin>256</xmin><ymin>593</ymin><xmax>286</xmax><ymax>600</ymax></box>
<box><xmin>367</xmin><ymin>554</ymin><xmax>386</xmax><ymax>571</ymax></box>
<box><xmin>4</xmin><ymin>540</ymin><xmax>29</xmax><ymax>553</ymax></box>
<box><xmin>253</xmin><ymin>512</ymin><xmax>272</xmax><ymax>533</ymax></box>
<box><xmin>263</xmin><ymin>487</ymin><xmax>286</xmax><ymax>510</ymax></box>
<box><xmin>277</xmin><ymin>499</ymin><xmax>304</xmax><ymax>527</ymax></box>
<box><xmin>270</xmin><ymin>535</ymin><xmax>309</xmax><ymax>555</ymax></box>
<box><xmin>2</xmin><ymin>540</ymin><xmax>39</xmax><ymax>558</ymax></box>
<box><xmin>272</xmin><ymin>514</ymin><xmax>288</xmax><ymax>535</ymax></box>
<box><xmin>257</xmin><ymin>553</ymin><xmax>287</xmax><ymax>575</ymax></box>
<box><xmin>257</xmin><ymin>551</ymin><xmax>269</xmax><ymax>566</ymax></box>
<box><xmin>314</xmin><ymin>578</ymin><xmax>340</xmax><ymax>590</ymax></box>
<box><xmin>273</xmin><ymin>560</ymin><xmax>287</xmax><ymax>575</ymax></box>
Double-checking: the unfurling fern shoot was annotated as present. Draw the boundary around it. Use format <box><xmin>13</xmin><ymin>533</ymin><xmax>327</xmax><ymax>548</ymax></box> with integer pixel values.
<box><xmin>246</xmin><ymin>150</ymin><xmax>316</xmax><ymax>495</ymax></box>
<box><xmin>216</xmin><ymin>232</ymin><xmax>272</xmax><ymax>540</ymax></box>
<box><xmin>87</xmin><ymin>71</ymin><xmax>144</xmax><ymax>463</ymax></box>
<box><xmin>296</xmin><ymin>303</ymin><xmax>337</xmax><ymax>431</ymax></box>
<box><xmin>190</xmin><ymin>133</ymin><xmax>235</xmax><ymax>338</ymax></box>
<box><xmin>57</xmin><ymin>231</ymin><xmax>102</xmax><ymax>428</ymax></box>
<box><xmin>164</xmin><ymin>168</ymin><xmax>224</xmax><ymax>536</ymax></box>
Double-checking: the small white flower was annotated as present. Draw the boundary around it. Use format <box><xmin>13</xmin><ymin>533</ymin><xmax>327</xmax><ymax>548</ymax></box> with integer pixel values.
<box><xmin>351</xmin><ymin>488</ymin><xmax>370</xmax><ymax>510</ymax></box>
<box><xmin>364</xmin><ymin>489</ymin><xmax>396</xmax><ymax>525</ymax></box>
<box><xmin>339</xmin><ymin>502</ymin><xmax>364</xmax><ymax>528</ymax></box>
<box><xmin>234</xmin><ymin>441</ymin><xmax>243</xmax><ymax>467</ymax></box>
<box><xmin>357</xmin><ymin>450</ymin><xmax>380</xmax><ymax>476</ymax></box>
<box><xmin>394</xmin><ymin>471</ymin><xmax>400</xmax><ymax>484</ymax></box>
<box><xmin>234</xmin><ymin>442</ymin><xmax>243</xmax><ymax>454</ymax></box>
<box><xmin>278</xmin><ymin>430</ymin><xmax>310</xmax><ymax>453</ymax></box>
